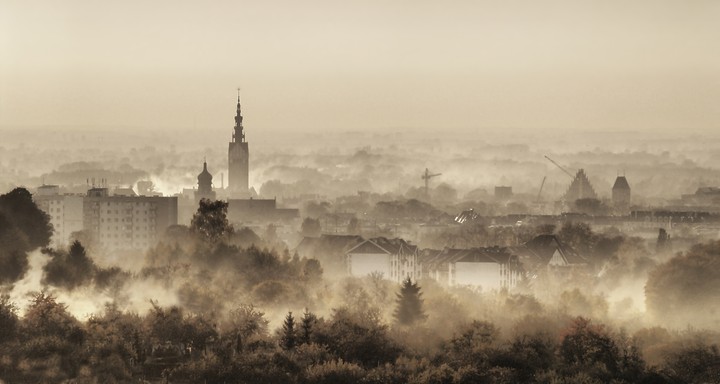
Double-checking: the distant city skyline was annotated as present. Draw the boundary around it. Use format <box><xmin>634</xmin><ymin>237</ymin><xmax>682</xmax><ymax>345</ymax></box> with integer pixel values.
<box><xmin>1</xmin><ymin>0</ymin><xmax>718</xmax><ymax>134</ymax></box>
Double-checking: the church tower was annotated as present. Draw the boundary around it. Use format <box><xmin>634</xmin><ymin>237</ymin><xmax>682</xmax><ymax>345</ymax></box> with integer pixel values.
<box><xmin>195</xmin><ymin>160</ymin><xmax>216</xmax><ymax>202</ymax></box>
<box><xmin>228</xmin><ymin>90</ymin><xmax>249</xmax><ymax>197</ymax></box>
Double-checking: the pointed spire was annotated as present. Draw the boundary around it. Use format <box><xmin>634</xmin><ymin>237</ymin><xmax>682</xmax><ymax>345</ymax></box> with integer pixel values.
<box><xmin>232</xmin><ymin>89</ymin><xmax>245</xmax><ymax>143</ymax></box>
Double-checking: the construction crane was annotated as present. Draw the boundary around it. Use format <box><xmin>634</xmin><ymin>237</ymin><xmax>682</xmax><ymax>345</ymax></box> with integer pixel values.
<box><xmin>421</xmin><ymin>168</ymin><xmax>442</xmax><ymax>197</ymax></box>
<box><xmin>544</xmin><ymin>155</ymin><xmax>575</xmax><ymax>179</ymax></box>
<box><xmin>536</xmin><ymin>176</ymin><xmax>546</xmax><ymax>203</ymax></box>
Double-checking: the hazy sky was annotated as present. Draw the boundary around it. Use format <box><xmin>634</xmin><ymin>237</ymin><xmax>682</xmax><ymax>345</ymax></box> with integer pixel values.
<box><xmin>1</xmin><ymin>0</ymin><xmax>718</xmax><ymax>135</ymax></box>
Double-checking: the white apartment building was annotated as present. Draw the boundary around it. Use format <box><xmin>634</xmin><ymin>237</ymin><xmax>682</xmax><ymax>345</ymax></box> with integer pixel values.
<box><xmin>35</xmin><ymin>186</ymin><xmax>177</xmax><ymax>251</ymax></box>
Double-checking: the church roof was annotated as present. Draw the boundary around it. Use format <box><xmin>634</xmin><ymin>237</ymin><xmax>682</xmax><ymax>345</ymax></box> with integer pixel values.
<box><xmin>612</xmin><ymin>176</ymin><xmax>630</xmax><ymax>190</ymax></box>
<box><xmin>563</xmin><ymin>169</ymin><xmax>598</xmax><ymax>202</ymax></box>
<box><xmin>519</xmin><ymin>234</ymin><xmax>587</xmax><ymax>266</ymax></box>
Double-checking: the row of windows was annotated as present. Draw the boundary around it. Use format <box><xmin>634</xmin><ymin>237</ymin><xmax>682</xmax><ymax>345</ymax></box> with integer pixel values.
<box><xmin>101</xmin><ymin>217</ymin><xmax>152</xmax><ymax>223</ymax></box>
<box><xmin>100</xmin><ymin>233</ymin><xmax>152</xmax><ymax>238</ymax></box>
<box><xmin>100</xmin><ymin>241</ymin><xmax>150</xmax><ymax>247</ymax></box>
<box><xmin>104</xmin><ymin>201</ymin><xmax>150</xmax><ymax>206</ymax></box>
<box><xmin>104</xmin><ymin>225</ymin><xmax>150</xmax><ymax>230</ymax></box>
<box><xmin>106</xmin><ymin>210</ymin><xmax>149</xmax><ymax>214</ymax></box>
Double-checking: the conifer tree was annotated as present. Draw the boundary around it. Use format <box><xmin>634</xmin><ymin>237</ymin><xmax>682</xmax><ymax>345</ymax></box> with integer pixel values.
<box><xmin>393</xmin><ymin>277</ymin><xmax>427</xmax><ymax>326</ymax></box>
<box><xmin>280</xmin><ymin>311</ymin><xmax>297</xmax><ymax>350</ymax></box>
<box><xmin>300</xmin><ymin>308</ymin><xmax>317</xmax><ymax>344</ymax></box>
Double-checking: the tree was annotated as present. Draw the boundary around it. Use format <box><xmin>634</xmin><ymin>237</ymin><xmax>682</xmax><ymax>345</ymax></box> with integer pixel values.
<box><xmin>0</xmin><ymin>187</ymin><xmax>52</xmax><ymax>249</ymax></box>
<box><xmin>445</xmin><ymin>320</ymin><xmax>498</xmax><ymax>370</ymax></box>
<box><xmin>560</xmin><ymin>317</ymin><xmax>621</xmax><ymax>379</ymax></box>
<box><xmin>18</xmin><ymin>292</ymin><xmax>86</xmax><ymax>380</ymax></box>
<box><xmin>393</xmin><ymin>278</ymin><xmax>426</xmax><ymax>326</ymax></box>
<box><xmin>646</xmin><ymin>240</ymin><xmax>720</xmax><ymax>326</ymax></box>
<box><xmin>85</xmin><ymin>303</ymin><xmax>145</xmax><ymax>381</ymax></box>
<box><xmin>223</xmin><ymin>304</ymin><xmax>269</xmax><ymax>352</ymax></box>
<box><xmin>0</xmin><ymin>295</ymin><xmax>18</xmax><ymax>343</ymax></box>
<box><xmin>42</xmin><ymin>240</ymin><xmax>96</xmax><ymax>290</ymax></box>
<box><xmin>190</xmin><ymin>199</ymin><xmax>233</xmax><ymax>241</ymax></box>
<box><xmin>0</xmin><ymin>213</ymin><xmax>31</xmax><ymax>284</ymax></box>
<box><xmin>22</xmin><ymin>291</ymin><xmax>85</xmax><ymax>343</ymax></box>
<box><xmin>663</xmin><ymin>343</ymin><xmax>720</xmax><ymax>383</ymax></box>
<box><xmin>656</xmin><ymin>228</ymin><xmax>671</xmax><ymax>253</ymax></box>
<box><xmin>302</xmin><ymin>259</ymin><xmax>323</xmax><ymax>283</ymax></box>
<box><xmin>301</xmin><ymin>217</ymin><xmax>321</xmax><ymax>238</ymax></box>
<box><xmin>557</xmin><ymin>221</ymin><xmax>595</xmax><ymax>256</ymax></box>
<box><xmin>280</xmin><ymin>311</ymin><xmax>297</xmax><ymax>350</ymax></box>
<box><xmin>313</xmin><ymin>307</ymin><xmax>401</xmax><ymax>367</ymax></box>
<box><xmin>299</xmin><ymin>308</ymin><xmax>317</xmax><ymax>345</ymax></box>
<box><xmin>305</xmin><ymin>359</ymin><xmax>365</xmax><ymax>384</ymax></box>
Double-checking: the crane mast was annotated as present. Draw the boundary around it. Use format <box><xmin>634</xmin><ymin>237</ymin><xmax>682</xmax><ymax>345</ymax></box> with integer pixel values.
<box><xmin>421</xmin><ymin>168</ymin><xmax>442</xmax><ymax>197</ymax></box>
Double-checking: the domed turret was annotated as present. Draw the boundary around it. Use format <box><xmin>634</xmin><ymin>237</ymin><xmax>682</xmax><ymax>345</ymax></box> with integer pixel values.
<box><xmin>195</xmin><ymin>161</ymin><xmax>216</xmax><ymax>202</ymax></box>
<box><xmin>198</xmin><ymin>161</ymin><xmax>213</xmax><ymax>193</ymax></box>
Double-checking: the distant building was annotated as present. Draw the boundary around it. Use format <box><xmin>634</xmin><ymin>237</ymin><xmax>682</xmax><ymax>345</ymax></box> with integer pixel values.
<box><xmin>227</xmin><ymin>198</ymin><xmax>299</xmax><ymax>224</ymax></box>
<box><xmin>228</xmin><ymin>92</ymin><xmax>249</xmax><ymax>198</ymax></box>
<box><xmin>345</xmin><ymin>237</ymin><xmax>419</xmax><ymax>283</ymax></box>
<box><xmin>195</xmin><ymin>161</ymin><xmax>216</xmax><ymax>203</ymax></box>
<box><xmin>34</xmin><ymin>185</ymin><xmax>84</xmax><ymax>247</ymax></box>
<box><xmin>564</xmin><ymin>169</ymin><xmax>598</xmax><ymax>202</ymax></box>
<box><xmin>112</xmin><ymin>187</ymin><xmax>137</xmax><ymax>197</ymax></box>
<box><xmin>35</xmin><ymin>186</ymin><xmax>178</xmax><ymax>250</ymax></box>
<box><xmin>511</xmin><ymin>234</ymin><xmax>588</xmax><ymax>275</ymax></box>
<box><xmin>422</xmin><ymin>247</ymin><xmax>520</xmax><ymax>290</ymax></box>
<box><xmin>494</xmin><ymin>186</ymin><xmax>513</xmax><ymax>200</ymax></box>
<box><xmin>83</xmin><ymin>187</ymin><xmax>177</xmax><ymax>251</ymax></box>
<box><xmin>680</xmin><ymin>187</ymin><xmax>720</xmax><ymax>206</ymax></box>
<box><xmin>612</xmin><ymin>175</ymin><xmax>631</xmax><ymax>209</ymax></box>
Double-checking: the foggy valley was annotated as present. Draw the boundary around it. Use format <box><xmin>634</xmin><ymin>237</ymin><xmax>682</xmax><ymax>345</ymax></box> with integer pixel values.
<box><xmin>1</xmin><ymin>123</ymin><xmax>720</xmax><ymax>382</ymax></box>
<box><xmin>3</xmin><ymin>0</ymin><xmax>720</xmax><ymax>382</ymax></box>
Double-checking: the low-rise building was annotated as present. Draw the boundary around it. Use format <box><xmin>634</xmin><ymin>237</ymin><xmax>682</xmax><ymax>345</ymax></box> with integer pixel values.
<box><xmin>423</xmin><ymin>247</ymin><xmax>520</xmax><ymax>291</ymax></box>
<box><xmin>227</xmin><ymin>198</ymin><xmax>299</xmax><ymax>224</ymax></box>
<box><xmin>346</xmin><ymin>237</ymin><xmax>418</xmax><ymax>283</ymax></box>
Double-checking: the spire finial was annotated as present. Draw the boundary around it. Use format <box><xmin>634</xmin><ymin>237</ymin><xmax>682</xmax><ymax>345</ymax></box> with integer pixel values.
<box><xmin>237</xmin><ymin>87</ymin><xmax>241</xmax><ymax>103</ymax></box>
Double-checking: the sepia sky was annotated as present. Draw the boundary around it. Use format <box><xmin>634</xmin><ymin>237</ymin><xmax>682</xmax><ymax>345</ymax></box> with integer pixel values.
<box><xmin>1</xmin><ymin>0</ymin><xmax>718</xmax><ymax>135</ymax></box>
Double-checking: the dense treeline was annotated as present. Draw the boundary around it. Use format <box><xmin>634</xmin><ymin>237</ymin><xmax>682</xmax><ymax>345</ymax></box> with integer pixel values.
<box><xmin>1</xmin><ymin>191</ymin><xmax>720</xmax><ymax>382</ymax></box>
<box><xmin>1</xmin><ymin>290</ymin><xmax>719</xmax><ymax>383</ymax></box>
